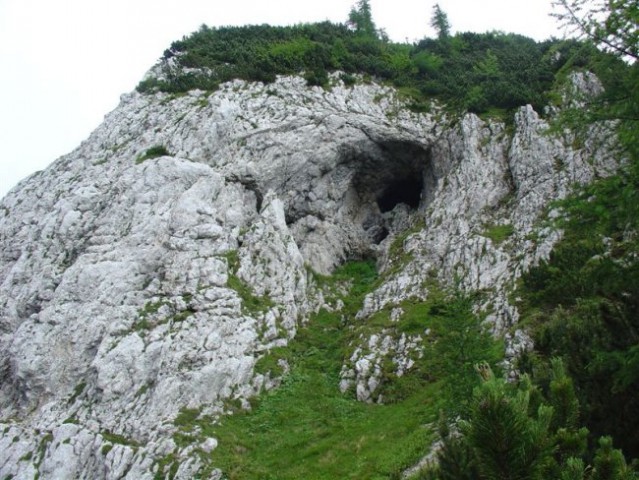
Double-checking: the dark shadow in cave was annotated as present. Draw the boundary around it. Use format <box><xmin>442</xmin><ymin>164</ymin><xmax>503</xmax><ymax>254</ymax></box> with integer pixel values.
<box><xmin>349</xmin><ymin>139</ymin><xmax>434</xmax><ymax>213</ymax></box>
<box><xmin>377</xmin><ymin>176</ymin><xmax>423</xmax><ymax>213</ymax></box>
<box><xmin>339</xmin><ymin>138</ymin><xmax>436</xmax><ymax>248</ymax></box>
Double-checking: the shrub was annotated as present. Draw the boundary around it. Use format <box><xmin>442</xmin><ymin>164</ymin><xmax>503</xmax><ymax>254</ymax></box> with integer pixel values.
<box><xmin>135</xmin><ymin>145</ymin><xmax>170</xmax><ymax>164</ymax></box>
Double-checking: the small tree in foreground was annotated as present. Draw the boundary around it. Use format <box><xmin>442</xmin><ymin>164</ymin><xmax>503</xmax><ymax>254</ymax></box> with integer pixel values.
<box><xmin>552</xmin><ymin>0</ymin><xmax>638</xmax><ymax>60</ymax></box>
<box><xmin>422</xmin><ymin>360</ymin><xmax>637</xmax><ymax>480</ymax></box>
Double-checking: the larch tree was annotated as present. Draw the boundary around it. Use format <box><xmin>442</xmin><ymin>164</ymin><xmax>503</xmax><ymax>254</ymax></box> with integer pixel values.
<box><xmin>430</xmin><ymin>3</ymin><xmax>451</xmax><ymax>41</ymax></box>
<box><xmin>347</xmin><ymin>0</ymin><xmax>377</xmax><ymax>38</ymax></box>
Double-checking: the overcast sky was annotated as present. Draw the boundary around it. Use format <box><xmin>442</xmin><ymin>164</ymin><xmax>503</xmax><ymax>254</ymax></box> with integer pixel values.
<box><xmin>0</xmin><ymin>0</ymin><xmax>563</xmax><ymax>199</ymax></box>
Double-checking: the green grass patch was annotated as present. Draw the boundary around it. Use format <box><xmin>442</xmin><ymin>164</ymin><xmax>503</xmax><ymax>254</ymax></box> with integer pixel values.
<box><xmin>101</xmin><ymin>430</ymin><xmax>139</xmax><ymax>448</ymax></box>
<box><xmin>254</xmin><ymin>346</ymin><xmax>293</xmax><ymax>376</ymax></box>
<box><xmin>19</xmin><ymin>451</ymin><xmax>33</xmax><ymax>462</ymax></box>
<box><xmin>198</xmin><ymin>261</ymin><xmax>438</xmax><ymax>479</ymax></box>
<box><xmin>396</xmin><ymin>300</ymin><xmax>433</xmax><ymax>335</ymax></box>
<box><xmin>135</xmin><ymin>382</ymin><xmax>153</xmax><ymax>397</ymax></box>
<box><xmin>481</xmin><ymin>223</ymin><xmax>514</xmax><ymax>244</ymax></box>
<box><xmin>133</xmin><ymin>298</ymin><xmax>169</xmax><ymax>331</ymax></box>
<box><xmin>140</xmin><ymin>299</ymin><xmax>167</xmax><ymax>316</ymax></box>
<box><xmin>67</xmin><ymin>381</ymin><xmax>86</xmax><ymax>404</ymax></box>
<box><xmin>101</xmin><ymin>444</ymin><xmax>113</xmax><ymax>455</ymax></box>
<box><xmin>154</xmin><ymin>453</ymin><xmax>180</xmax><ymax>480</ymax></box>
<box><xmin>383</xmin><ymin>220</ymin><xmax>426</xmax><ymax>280</ymax></box>
<box><xmin>168</xmin><ymin>259</ymin><xmax>503</xmax><ymax>478</ymax></box>
<box><xmin>173</xmin><ymin>308</ymin><xmax>195</xmax><ymax>322</ymax></box>
<box><xmin>34</xmin><ymin>432</ymin><xmax>53</xmax><ymax>472</ymax></box>
<box><xmin>224</xmin><ymin>250</ymin><xmax>274</xmax><ymax>315</ymax></box>
<box><xmin>174</xmin><ymin>408</ymin><xmax>201</xmax><ymax>431</ymax></box>
<box><xmin>227</xmin><ymin>274</ymin><xmax>274</xmax><ymax>315</ymax></box>
<box><xmin>354</xmin><ymin>290</ymin><xmax>503</xmax><ymax>406</ymax></box>
<box><xmin>135</xmin><ymin>145</ymin><xmax>170</xmax><ymax>164</ymax></box>
<box><xmin>210</xmin><ymin>373</ymin><xmax>436</xmax><ymax>480</ymax></box>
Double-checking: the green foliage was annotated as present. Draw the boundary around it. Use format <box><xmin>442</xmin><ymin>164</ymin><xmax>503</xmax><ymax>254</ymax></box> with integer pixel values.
<box><xmin>514</xmin><ymin>38</ymin><xmax>639</xmax><ymax>454</ymax></box>
<box><xmin>413</xmin><ymin>51</ymin><xmax>443</xmax><ymax>75</ymax></box>
<box><xmin>223</xmin><ymin>249</ymin><xmax>274</xmax><ymax>315</ymax></box>
<box><xmin>518</xmin><ymin>150</ymin><xmax>639</xmax><ymax>458</ymax></box>
<box><xmin>552</xmin><ymin>0</ymin><xmax>638</xmax><ymax>60</ymax></box>
<box><xmin>136</xmin><ymin>8</ymin><xmax>630</xmax><ymax>116</ymax></box>
<box><xmin>462</xmin><ymin>375</ymin><xmax>554</xmax><ymax>480</ymax></box>
<box><xmin>135</xmin><ymin>145</ymin><xmax>170</xmax><ymax>164</ymax></box>
<box><xmin>548</xmin><ymin>357</ymin><xmax>580</xmax><ymax>431</ymax></box>
<box><xmin>101</xmin><ymin>430</ymin><xmax>139</xmax><ymax>447</ymax></box>
<box><xmin>348</xmin><ymin>0</ymin><xmax>377</xmax><ymax>38</ymax></box>
<box><xmin>481</xmin><ymin>223</ymin><xmax>514</xmax><ymax>244</ymax></box>
<box><xmin>430</xmin><ymin>4</ymin><xmax>450</xmax><ymax>41</ymax></box>
<box><xmin>592</xmin><ymin>437</ymin><xmax>637</xmax><ymax>480</ymax></box>
<box><xmin>429</xmin><ymin>360</ymin><xmax>638</xmax><ymax>479</ymax></box>
<box><xmin>416</xmin><ymin>32</ymin><xmax>557</xmax><ymax>113</ymax></box>
<box><xmin>421</xmin><ymin>292</ymin><xmax>503</xmax><ymax>415</ymax></box>
<box><xmin>517</xmin><ymin>29</ymin><xmax>639</xmax><ymax>457</ymax></box>
<box><xmin>181</xmin><ymin>260</ymin><xmax>439</xmax><ymax>479</ymax></box>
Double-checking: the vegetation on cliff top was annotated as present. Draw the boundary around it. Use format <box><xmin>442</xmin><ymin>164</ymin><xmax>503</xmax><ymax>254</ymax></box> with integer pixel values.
<box><xmin>136</xmin><ymin>2</ymin><xmax>629</xmax><ymax>116</ymax></box>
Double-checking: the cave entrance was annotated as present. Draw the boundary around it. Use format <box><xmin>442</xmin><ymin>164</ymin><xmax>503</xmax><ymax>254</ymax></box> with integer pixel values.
<box><xmin>377</xmin><ymin>176</ymin><xmax>424</xmax><ymax>213</ymax></box>
<box><xmin>283</xmin><ymin>136</ymin><xmax>437</xmax><ymax>273</ymax></box>
<box><xmin>349</xmin><ymin>139</ymin><xmax>433</xmax><ymax>214</ymax></box>
<box><xmin>344</xmin><ymin>138</ymin><xmax>435</xmax><ymax>246</ymax></box>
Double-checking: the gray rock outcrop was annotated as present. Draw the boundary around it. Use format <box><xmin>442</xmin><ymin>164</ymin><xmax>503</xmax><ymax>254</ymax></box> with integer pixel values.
<box><xmin>0</xmin><ymin>72</ymin><xmax>617</xmax><ymax>478</ymax></box>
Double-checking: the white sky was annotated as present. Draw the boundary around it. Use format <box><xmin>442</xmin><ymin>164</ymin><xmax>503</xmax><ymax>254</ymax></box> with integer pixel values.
<box><xmin>0</xmin><ymin>0</ymin><xmax>563</xmax><ymax>199</ymax></box>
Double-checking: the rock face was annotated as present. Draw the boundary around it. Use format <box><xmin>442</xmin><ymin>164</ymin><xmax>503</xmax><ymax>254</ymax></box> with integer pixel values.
<box><xmin>0</xmin><ymin>72</ymin><xmax>617</xmax><ymax>478</ymax></box>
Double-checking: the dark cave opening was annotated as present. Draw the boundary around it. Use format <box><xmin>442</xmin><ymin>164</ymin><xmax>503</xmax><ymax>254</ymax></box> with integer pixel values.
<box><xmin>377</xmin><ymin>176</ymin><xmax>424</xmax><ymax>213</ymax></box>
<box><xmin>347</xmin><ymin>138</ymin><xmax>433</xmax><ymax>215</ymax></box>
<box><xmin>279</xmin><ymin>137</ymin><xmax>438</xmax><ymax>273</ymax></box>
<box><xmin>340</xmin><ymin>138</ymin><xmax>435</xmax><ymax>249</ymax></box>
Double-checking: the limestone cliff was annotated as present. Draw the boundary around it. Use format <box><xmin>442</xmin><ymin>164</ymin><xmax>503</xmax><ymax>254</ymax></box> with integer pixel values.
<box><xmin>0</xmin><ymin>71</ymin><xmax>617</xmax><ymax>479</ymax></box>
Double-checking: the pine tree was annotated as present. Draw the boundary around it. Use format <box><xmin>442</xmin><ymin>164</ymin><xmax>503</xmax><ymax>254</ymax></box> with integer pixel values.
<box><xmin>461</xmin><ymin>370</ymin><xmax>554</xmax><ymax>480</ymax></box>
<box><xmin>592</xmin><ymin>437</ymin><xmax>637</xmax><ymax>480</ymax></box>
<box><xmin>430</xmin><ymin>4</ymin><xmax>451</xmax><ymax>41</ymax></box>
<box><xmin>347</xmin><ymin>0</ymin><xmax>377</xmax><ymax>38</ymax></box>
<box><xmin>548</xmin><ymin>358</ymin><xmax>580</xmax><ymax>432</ymax></box>
<box><xmin>434</xmin><ymin>411</ymin><xmax>478</xmax><ymax>480</ymax></box>
<box><xmin>559</xmin><ymin>457</ymin><xmax>588</xmax><ymax>480</ymax></box>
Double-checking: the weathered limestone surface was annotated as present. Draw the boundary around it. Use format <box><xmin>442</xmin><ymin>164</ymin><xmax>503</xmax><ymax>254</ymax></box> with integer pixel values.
<box><xmin>0</xmin><ymin>72</ymin><xmax>617</xmax><ymax>478</ymax></box>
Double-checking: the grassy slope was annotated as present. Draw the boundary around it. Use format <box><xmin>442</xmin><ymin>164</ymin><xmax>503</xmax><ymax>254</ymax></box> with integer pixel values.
<box><xmin>163</xmin><ymin>253</ymin><xmax>503</xmax><ymax>480</ymax></box>
<box><xmin>208</xmin><ymin>262</ymin><xmax>438</xmax><ymax>479</ymax></box>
